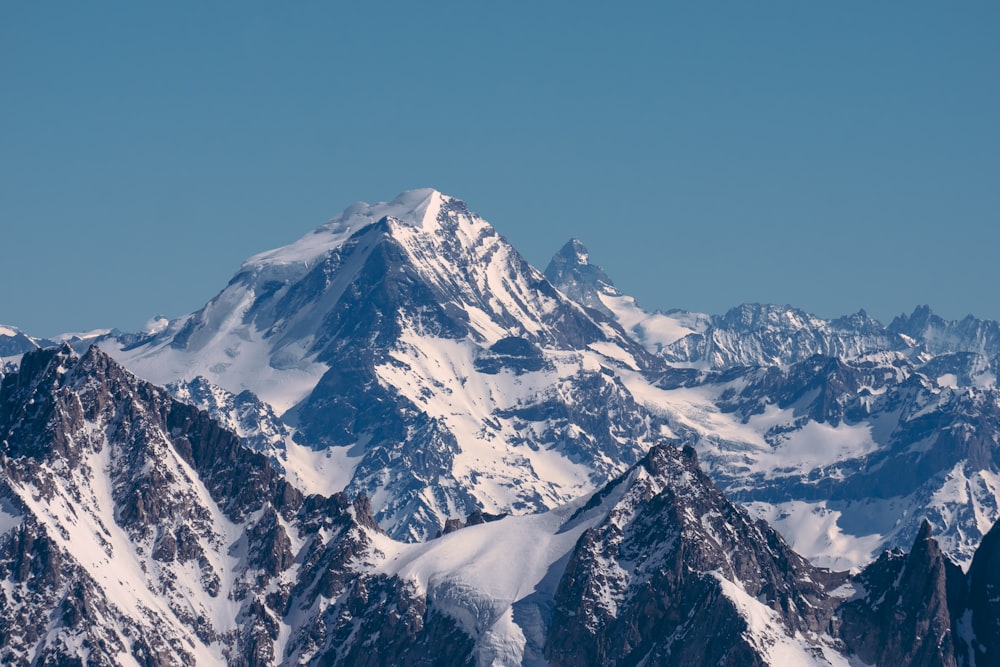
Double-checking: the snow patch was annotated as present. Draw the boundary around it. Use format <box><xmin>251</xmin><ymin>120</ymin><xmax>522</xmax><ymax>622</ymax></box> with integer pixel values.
<box><xmin>282</xmin><ymin>437</ymin><xmax>365</xmax><ymax>496</ymax></box>
<box><xmin>712</xmin><ymin>572</ymin><xmax>852</xmax><ymax>666</ymax></box>
<box><xmin>0</xmin><ymin>497</ymin><xmax>23</xmax><ymax>535</ymax></box>
<box><xmin>745</xmin><ymin>501</ymin><xmax>884</xmax><ymax>572</ymax></box>
<box><xmin>379</xmin><ymin>489</ymin><xmax>625</xmax><ymax>666</ymax></box>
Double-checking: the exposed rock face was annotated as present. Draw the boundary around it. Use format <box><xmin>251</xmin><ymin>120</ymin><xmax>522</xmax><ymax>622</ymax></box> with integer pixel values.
<box><xmin>0</xmin><ymin>346</ymin><xmax>476</xmax><ymax>665</ymax></box>
<box><xmin>965</xmin><ymin>518</ymin><xmax>1000</xmax><ymax>666</ymax></box>
<box><xmin>839</xmin><ymin>521</ymin><xmax>964</xmax><ymax>667</ymax></box>
<box><xmin>0</xmin><ymin>344</ymin><xmax>304</xmax><ymax>663</ymax></box>
<box><xmin>546</xmin><ymin>445</ymin><xmax>845</xmax><ymax>666</ymax></box>
<box><xmin>543</xmin><ymin>238</ymin><xmax>621</xmax><ymax>319</ymax></box>
<box><xmin>544</xmin><ymin>477</ymin><xmax>1000</xmax><ymax>667</ymax></box>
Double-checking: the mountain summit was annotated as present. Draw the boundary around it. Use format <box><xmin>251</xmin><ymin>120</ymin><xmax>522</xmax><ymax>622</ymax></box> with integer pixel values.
<box><xmin>543</xmin><ymin>238</ymin><xmax>621</xmax><ymax>318</ymax></box>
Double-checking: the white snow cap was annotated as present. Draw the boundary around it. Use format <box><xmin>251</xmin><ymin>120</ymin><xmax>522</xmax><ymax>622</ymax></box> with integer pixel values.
<box><xmin>242</xmin><ymin>188</ymin><xmax>448</xmax><ymax>270</ymax></box>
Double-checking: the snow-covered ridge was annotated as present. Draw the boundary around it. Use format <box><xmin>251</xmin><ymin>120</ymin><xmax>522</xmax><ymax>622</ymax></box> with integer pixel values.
<box><xmin>243</xmin><ymin>188</ymin><xmax>444</xmax><ymax>271</ymax></box>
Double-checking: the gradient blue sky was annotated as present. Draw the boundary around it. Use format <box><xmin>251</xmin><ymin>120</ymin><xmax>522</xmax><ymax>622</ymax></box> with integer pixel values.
<box><xmin>2</xmin><ymin>2</ymin><xmax>998</xmax><ymax>337</ymax></box>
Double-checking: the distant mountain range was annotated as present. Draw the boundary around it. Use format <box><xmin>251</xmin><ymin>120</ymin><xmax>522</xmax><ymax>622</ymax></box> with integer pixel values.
<box><xmin>2</xmin><ymin>188</ymin><xmax>1000</xmax><ymax>665</ymax></box>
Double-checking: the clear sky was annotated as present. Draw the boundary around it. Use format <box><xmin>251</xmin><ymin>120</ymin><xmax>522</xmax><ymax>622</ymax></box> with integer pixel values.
<box><xmin>2</xmin><ymin>2</ymin><xmax>998</xmax><ymax>337</ymax></box>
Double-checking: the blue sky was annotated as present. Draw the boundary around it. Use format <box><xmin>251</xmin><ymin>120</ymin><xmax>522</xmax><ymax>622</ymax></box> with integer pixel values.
<box><xmin>2</xmin><ymin>2</ymin><xmax>998</xmax><ymax>336</ymax></box>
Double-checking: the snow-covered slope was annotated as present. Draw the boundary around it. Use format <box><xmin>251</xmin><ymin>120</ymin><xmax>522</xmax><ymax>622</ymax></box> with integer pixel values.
<box><xmin>543</xmin><ymin>239</ymin><xmax>709</xmax><ymax>353</ymax></box>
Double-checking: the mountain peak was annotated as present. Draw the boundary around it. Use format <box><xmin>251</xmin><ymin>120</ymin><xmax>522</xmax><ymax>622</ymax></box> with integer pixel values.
<box><xmin>242</xmin><ymin>188</ymin><xmax>454</xmax><ymax>272</ymax></box>
<box><xmin>379</xmin><ymin>188</ymin><xmax>449</xmax><ymax>231</ymax></box>
<box><xmin>544</xmin><ymin>239</ymin><xmax>621</xmax><ymax>317</ymax></box>
<box><xmin>557</xmin><ymin>238</ymin><xmax>592</xmax><ymax>266</ymax></box>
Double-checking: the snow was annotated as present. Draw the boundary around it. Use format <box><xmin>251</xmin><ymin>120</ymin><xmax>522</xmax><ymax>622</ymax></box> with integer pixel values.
<box><xmin>10</xmin><ymin>441</ymin><xmax>227</xmax><ymax>664</ymax></box>
<box><xmin>104</xmin><ymin>188</ymin><xmax>576</xmax><ymax>418</ymax></box>
<box><xmin>142</xmin><ymin>316</ymin><xmax>170</xmax><ymax>335</ymax></box>
<box><xmin>751</xmin><ymin>419</ymin><xmax>881</xmax><ymax>478</ymax></box>
<box><xmin>104</xmin><ymin>194</ymin><xmax>453</xmax><ymax>414</ymax></box>
<box><xmin>616</xmin><ymin>371</ymin><xmax>903</xmax><ymax>571</ymax></box>
<box><xmin>938</xmin><ymin>373</ymin><xmax>959</xmax><ymax>388</ymax></box>
<box><xmin>377</xmin><ymin>485</ymin><xmax>627</xmax><ymax>666</ymax></box>
<box><xmin>92</xmin><ymin>186</ymin><xmax>1000</xmax><ymax>582</ymax></box>
<box><xmin>103</xmin><ymin>310</ymin><xmax>328</xmax><ymax>415</ymax></box>
<box><xmin>619</xmin><ymin>375</ymin><xmax>769</xmax><ymax>450</ymax></box>
<box><xmin>712</xmin><ymin>572</ymin><xmax>853</xmax><ymax>666</ymax></box>
<box><xmin>745</xmin><ymin>501</ymin><xmax>885</xmax><ymax>572</ymax></box>
<box><xmin>282</xmin><ymin>436</ymin><xmax>365</xmax><ymax>496</ymax></box>
<box><xmin>599</xmin><ymin>293</ymin><xmax>707</xmax><ymax>350</ymax></box>
<box><xmin>243</xmin><ymin>188</ymin><xmax>443</xmax><ymax>270</ymax></box>
<box><xmin>928</xmin><ymin>463</ymin><xmax>1000</xmax><ymax>568</ymax></box>
<box><xmin>0</xmin><ymin>497</ymin><xmax>23</xmax><ymax>535</ymax></box>
<box><xmin>51</xmin><ymin>328</ymin><xmax>113</xmax><ymax>345</ymax></box>
<box><xmin>587</xmin><ymin>340</ymin><xmax>639</xmax><ymax>370</ymax></box>
<box><xmin>375</xmin><ymin>331</ymin><xmax>603</xmax><ymax>517</ymax></box>
<box><xmin>0</xmin><ymin>325</ymin><xmax>19</xmax><ymax>337</ymax></box>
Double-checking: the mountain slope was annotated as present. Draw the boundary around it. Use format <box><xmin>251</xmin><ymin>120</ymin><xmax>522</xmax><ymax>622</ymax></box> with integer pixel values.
<box><xmin>545</xmin><ymin>445</ymin><xmax>848</xmax><ymax>667</ymax></box>
<box><xmin>0</xmin><ymin>345</ymin><xmax>478</xmax><ymax>665</ymax></box>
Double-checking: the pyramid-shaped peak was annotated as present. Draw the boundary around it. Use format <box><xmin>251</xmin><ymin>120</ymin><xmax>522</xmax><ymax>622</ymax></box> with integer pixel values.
<box><xmin>554</xmin><ymin>238</ymin><xmax>592</xmax><ymax>266</ymax></box>
<box><xmin>546</xmin><ymin>239</ymin><xmax>607</xmax><ymax>276</ymax></box>
<box><xmin>544</xmin><ymin>239</ymin><xmax>621</xmax><ymax>312</ymax></box>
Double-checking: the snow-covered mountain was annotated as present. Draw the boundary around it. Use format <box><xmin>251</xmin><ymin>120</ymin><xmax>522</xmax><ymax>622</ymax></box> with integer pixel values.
<box><xmin>0</xmin><ymin>344</ymin><xmax>481</xmax><ymax>664</ymax></box>
<box><xmin>0</xmin><ymin>325</ymin><xmax>54</xmax><ymax>380</ymax></box>
<box><xmin>103</xmin><ymin>190</ymin><xmax>670</xmax><ymax>542</ymax></box>
<box><xmin>660</xmin><ymin>304</ymin><xmax>909</xmax><ymax>369</ymax></box>
<box><xmin>890</xmin><ymin>305</ymin><xmax>1000</xmax><ymax>360</ymax></box>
